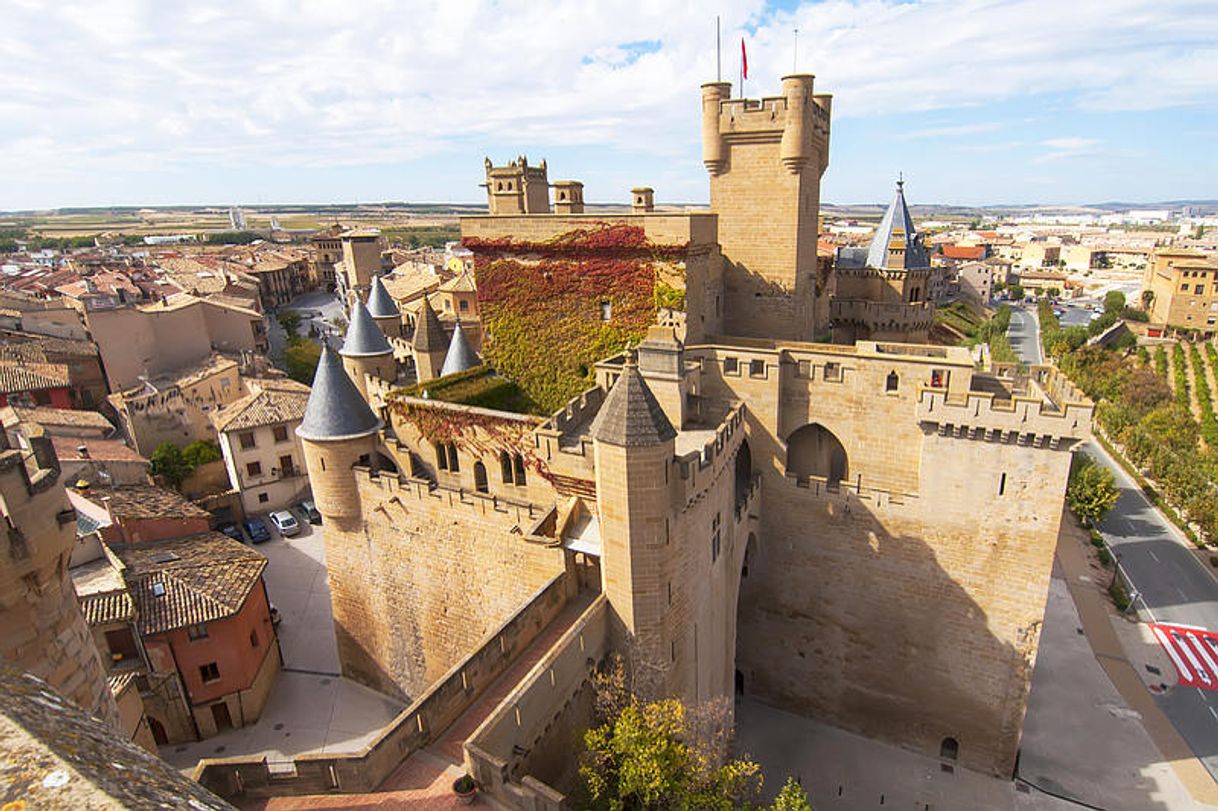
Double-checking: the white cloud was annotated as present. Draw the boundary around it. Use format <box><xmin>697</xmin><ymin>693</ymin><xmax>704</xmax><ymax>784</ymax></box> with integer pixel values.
<box><xmin>0</xmin><ymin>0</ymin><xmax>1214</xmax><ymax>206</ymax></box>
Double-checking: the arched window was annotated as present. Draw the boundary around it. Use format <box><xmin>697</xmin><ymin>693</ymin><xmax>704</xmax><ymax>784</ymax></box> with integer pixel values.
<box><xmin>513</xmin><ymin>454</ymin><xmax>527</xmax><ymax>486</ymax></box>
<box><xmin>886</xmin><ymin>370</ymin><xmax>899</xmax><ymax>392</ymax></box>
<box><xmin>435</xmin><ymin>443</ymin><xmax>447</xmax><ymax>471</ymax></box>
<box><xmin>474</xmin><ymin>461</ymin><xmax>488</xmax><ymax>493</ymax></box>
<box><xmin>940</xmin><ymin>737</ymin><xmax>959</xmax><ymax>761</ymax></box>
<box><xmin>446</xmin><ymin>443</ymin><xmax>460</xmax><ymax>473</ymax></box>
<box><xmin>500</xmin><ymin>451</ymin><xmax>513</xmax><ymax>483</ymax></box>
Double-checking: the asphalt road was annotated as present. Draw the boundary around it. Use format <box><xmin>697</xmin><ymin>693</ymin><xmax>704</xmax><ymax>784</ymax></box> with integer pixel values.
<box><xmin>1008</xmin><ymin>303</ymin><xmax>1218</xmax><ymax>781</ymax></box>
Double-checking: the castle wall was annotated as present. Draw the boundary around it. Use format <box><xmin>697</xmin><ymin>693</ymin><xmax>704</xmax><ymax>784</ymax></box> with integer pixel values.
<box><xmin>322</xmin><ymin>468</ymin><xmax>566</xmax><ymax>698</ymax></box>
<box><xmin>688</xmin><ymin>339</ymin><xmax>1088</xmax><ymax>776</ymax></box>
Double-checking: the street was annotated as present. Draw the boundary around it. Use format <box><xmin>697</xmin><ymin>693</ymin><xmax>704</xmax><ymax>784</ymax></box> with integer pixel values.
<box><xmin>1009</xmin><ymin>302</ymin><xmax>1218</xmax><ymax>786</ymax></box>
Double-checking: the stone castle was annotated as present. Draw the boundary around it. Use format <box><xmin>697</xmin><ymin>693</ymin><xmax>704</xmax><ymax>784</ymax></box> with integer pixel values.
<box><xmin>198</xmin><ymin>75</ymin><xmax>1093</xmax><ymax>806</ymax></box>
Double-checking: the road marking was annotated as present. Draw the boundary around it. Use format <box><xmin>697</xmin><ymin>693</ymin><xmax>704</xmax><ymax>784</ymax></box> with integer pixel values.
<box><xmin>1148</xmin><ymin>550</ymin><xmax>1160</xmax><ymax>563</ymax></box>
<box><xmin>1210</xmin><ymin>706</ymin><xmax>1217</xmax><ymax>722</ymax></box>
<box><xmin>1153</xmin><ymin>624</ymin><xmax>1218</xmax><ymax>690</ymax></box>
<box><xmin>1178</xmin><ymin>587</ymin><xmax>1189</xmax><ymax>600</ymax></box>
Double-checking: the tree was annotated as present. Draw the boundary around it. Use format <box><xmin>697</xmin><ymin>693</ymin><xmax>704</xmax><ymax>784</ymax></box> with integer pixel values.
<box><xmin>278</xmin><ymin>310</ymin><xmax>303</xmax><ymax>338</ymax></box>
<box><xmin>1009</xmin><ymin>284</ymin><xmax>1025</xmax><ymax>301</ymax></box>
<box><xmin>182</xmin><ymin>439</ymin><xmax>222</xmax><ymax>469</ymax></box>
<box><xmin>1046</xmin><ymin>286</ymin><xmax>1061</xmax><ymax>299</ymax></box>
<box><xmin>1067</xmin><ymin>453</ymin><xmax>1119</xmax><ymax>527</ymax></box>
<box><xmin>1141</xmin><ymin>289</ymin><xmax>1155</xmax><ymax>311</ymax></box>
<box><xmin>284</xmin><ymin>339</ymin><xmax>322</xmax><ymax>384</ymax></box>
<box><xmin>770</xmin><ymin>778</ymin><xmax>814</xmax><ymax>811</ymax></box>
<box><xmin>149</xmin><ymin>443</ymin><xmax>191</xmax><ymax>489</ymax></box>
<box><xmin>1104</xmin><ymin>290</ymin><xmax>1126</xmax><ymax>314</ymax></box>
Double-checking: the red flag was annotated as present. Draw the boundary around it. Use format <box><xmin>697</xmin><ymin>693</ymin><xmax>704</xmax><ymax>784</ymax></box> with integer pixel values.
<box><xmin>741</xmin><ymin>38</ymin><xmax>748</xmax><ymax>80</ymax></box>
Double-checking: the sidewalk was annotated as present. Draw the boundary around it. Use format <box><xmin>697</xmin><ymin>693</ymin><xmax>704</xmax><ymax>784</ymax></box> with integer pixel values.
<box><xmin>1056</xmin><ymin>510</ymin><xmax>1218</xmax><ymax>806</ymax></box>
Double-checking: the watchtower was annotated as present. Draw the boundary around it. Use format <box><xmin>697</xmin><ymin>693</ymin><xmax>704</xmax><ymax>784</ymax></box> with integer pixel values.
<box><xmin>701</xmin><ymin>76</ymin><xmax>832</xmax><ymax>341</ymax></box>
<box><xmin>0</xmin><ymin>426</ymin><xmax>117</xmax><ymax>726</ymax></box>
<box><xmin>483</xmin><ymin>156</ymin><xmax>551</xmax><ymax>215</ymax></box>
<box><xmin>552</xmin><ymin>180</ymin><xmax>585</xmax><ymax>214</ymax></box>
<box><xmin>411</xmin><ymin>294</ymin><xmax>450</xmax><ymax>384</ymax></box>
<box><xmin>340</xmin><ymin>229</ymin><xmax>383</xmax><ymax>299</ymax></box>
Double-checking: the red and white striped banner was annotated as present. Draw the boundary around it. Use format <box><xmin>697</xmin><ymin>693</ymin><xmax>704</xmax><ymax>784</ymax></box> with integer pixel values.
<box><xmin>1151</xmin><ymin>623</ymin><xmax>1218</xmax><ymax>690</ymax></box>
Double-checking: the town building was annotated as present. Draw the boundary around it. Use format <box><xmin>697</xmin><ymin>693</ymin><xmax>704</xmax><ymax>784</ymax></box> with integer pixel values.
<box><xmin>69</xmin><ymin>528</ymin><xmax>280</xmax><ymax>745</ymax></box>
<box><xmin>0</xmin><ymin>360</ymin><xmax>72</xmax><ymax>408</ymax></box>
<box><xmin>1143</xmin><ymin>247</ymin><xmax>1218</xmax><ymax>330</ymax></box>
<box><xmin>108</xmin><ymin>354</ymin><xmax>247</xmax><ymax>457</ymax></box>
<box><xmin>194</xmin><ymin>76</ymin><xmax>1094</xmax><ymax>807</ymax></box>
<box><xmin>84</xmin><ymin>293</ymin><xmax>267</xmax><ymax>393</ymax></box>
<box><xmin>957</xmin><ymin>261</ymin><xmax>995</xmax><ymax>306</ymax></box>
<box><xmin>0</xmin><ymin>329</ymin><xmax>108</xmax><ymax>409</ymax></box>
<box><xmin>211</xmin><ymin>378</ymin><xmax>312</xmax><ymax>514</ymax></box>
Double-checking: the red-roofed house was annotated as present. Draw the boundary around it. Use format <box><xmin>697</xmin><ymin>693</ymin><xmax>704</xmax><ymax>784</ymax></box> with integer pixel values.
<box><xmin>0</xmin><ymin>360</ymin><xmax>72</xmax><ymax>408</ymax></box>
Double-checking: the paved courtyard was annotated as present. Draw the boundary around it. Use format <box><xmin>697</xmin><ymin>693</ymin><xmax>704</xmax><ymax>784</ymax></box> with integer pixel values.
<box><xmin>735</xmin><ymin>561</ymin><xmax>1213</xmax><ymax>810</ymax></box>
<box><xmin>165</xmin><ymin>522</ymin><xmax>405</xmax><ymax>772</ymax></box>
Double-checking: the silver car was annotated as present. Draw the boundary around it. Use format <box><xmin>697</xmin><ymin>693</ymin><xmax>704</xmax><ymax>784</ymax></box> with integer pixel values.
<box><xmin>269</xmin><ymin>509</ymin><xmax>300</xmax><ymax>537</ymax></box>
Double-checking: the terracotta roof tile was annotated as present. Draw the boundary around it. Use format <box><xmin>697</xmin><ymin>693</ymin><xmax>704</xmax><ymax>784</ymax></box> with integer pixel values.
<box><xmin>13</xmin><ymin>407</ymin><xmax>114</xmax><ymax>433</ymax></box>
<box><xmin>83</xmin><ymin>484</ymin><xmax>209</xmax><ymax>521</ymax></box>
<box><xmin>212</xmin><ymin>386</ymin><xmax>310</xmax><ymax>432</ymax></box>
<box><xmin>116</xmin><ymin>533</ymin><xmax>268</xmax><ymax>636</ymax></box>
<box><xmin>51</xmin><ymin>436</ymin><xmax>146</xmax><ymax>464</ymax></box>
<box><xmin>0</xmin><ymin>360</ymin><xmax>70</xmax><ymax>394</ymax></box>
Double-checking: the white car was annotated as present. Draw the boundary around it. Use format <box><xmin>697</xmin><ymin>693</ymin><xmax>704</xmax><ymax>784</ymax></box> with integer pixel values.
<box><xmin>269</xmin><ymin>510</ymin><xmax>300</xmax><ymax>537</ymax></box>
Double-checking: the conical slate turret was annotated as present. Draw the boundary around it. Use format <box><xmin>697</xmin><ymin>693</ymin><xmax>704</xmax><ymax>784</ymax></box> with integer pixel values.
<box><xmin>440</xmin><ymin>320</ymin><xmax>478</xmax><ymax>377</ymax></box>
<box><xmin>411</xmin><ymin>294</ymin><xmax>447</xmax><ymax>353</ymax></box>
<box><xmin>341</xmin><ymin>299</ymin><xmax>393</xmax><ymax>358</ymax></box>
<box><xmin>297</xmin><ymin>344</ymin><xmax>383</xmax><ymax>441</ymax></box>
<box><xmin>589</xmin><ymin>364</ymin><xmax>676</xmax><ymax>447</ymax></box>
<box><xmin>367</xmin><ymin>275</ymin><xmax>400</xmax><ymax>319</ymax></box>
<box><xmin>865</xmin><ymin>178</ymin><xmax>928</xmax><ymax>270</ymax></box>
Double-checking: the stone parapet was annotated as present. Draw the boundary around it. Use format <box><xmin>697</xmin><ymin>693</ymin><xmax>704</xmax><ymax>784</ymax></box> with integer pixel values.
<box><xmin>830</xmin><ymin>298</ymin><xmax>936</xmax><ymax>330</ymax></box>
<box><xmin>915</xmin><ymin>384</ymin><xmax>1092</xmax><ymax>445</ymax></box>
<box><xmin>194</xmin><ymin>574</ymin><xmax>572</xmax><ymax>801</ymax></box>
<box><xmin>675</xmin><ymin>403</ymin><xmax>747</xmax><ymax>509</ymax></box>
<box><xmin>460</xmin><ymin>212</ymin><xmax>718</xmax><ymax>249</ymax></box>
<box><xmin>465</xmin><ymin>595</ymin><xmax>609</xmax><ymax>808</ymax></box>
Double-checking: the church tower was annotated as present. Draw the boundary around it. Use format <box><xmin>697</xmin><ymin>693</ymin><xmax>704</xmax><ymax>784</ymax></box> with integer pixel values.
<box><xmin>702</xmin><ymin>76</ymin><xmax>832</xmax><ymax>341</ymax></box>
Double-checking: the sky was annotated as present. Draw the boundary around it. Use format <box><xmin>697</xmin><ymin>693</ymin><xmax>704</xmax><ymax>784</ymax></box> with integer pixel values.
<box><xmin>1</xmin><ymin>0</ymin><xmax>1216</xmax><ymax>211</ymax></box>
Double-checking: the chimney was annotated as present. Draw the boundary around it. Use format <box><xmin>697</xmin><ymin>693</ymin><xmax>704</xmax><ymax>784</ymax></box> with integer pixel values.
<box><xmin>631</xmin><ymin>187</ymin><xmax>655</xmax><ymax>214</ymax></box>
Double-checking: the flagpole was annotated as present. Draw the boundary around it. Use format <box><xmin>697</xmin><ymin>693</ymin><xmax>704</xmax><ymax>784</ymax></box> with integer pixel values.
<box><xmin>716</xmin><ymin>16</ymin><xmax>721</xmax><ymax>82</ymax></box>
<box><xmin>793</xmin><ymin>28</ymin><xmax>799</xmax><ymax>73</ymax></box>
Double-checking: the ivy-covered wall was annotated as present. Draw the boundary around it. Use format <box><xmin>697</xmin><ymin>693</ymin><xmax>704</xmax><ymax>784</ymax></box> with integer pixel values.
<box><xmin>465</xmin><ymin>223</ymin><xmax>686</xmax><ymax>415</ymax></box>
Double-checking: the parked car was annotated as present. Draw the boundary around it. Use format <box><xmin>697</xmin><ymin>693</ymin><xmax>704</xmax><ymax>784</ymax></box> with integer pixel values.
<box><xmin>242</xmin><ymin>517</ymin><xmax>272</xmax><ymax>544</ymax></box>
<box><xmin>217</xmin><ymin>522</ymin><xmax>244</xmax><ymax>542</ymax></box>
<box><xmin>269</xmin><ymin>510</ymin><xmax>300</xmax><ymax>537</ymax></box>
<box><xmin>297</xmin><ymin>500</ymin><xmax>322</xmax><ymax>525</ymax></box>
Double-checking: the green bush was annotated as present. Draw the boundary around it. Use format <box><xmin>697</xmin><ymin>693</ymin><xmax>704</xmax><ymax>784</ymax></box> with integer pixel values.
<box><xmin>182</xmin><ymin>440</ymin><xmax>222</xmax><ymax>469</ymax></box>
<box><xmin>1109</xmin><ymin>581</ymin><xmax>1131</xmax><ymax>611</ymax></box>
<box><xmin>1209</xmin><ymin>555</ymin><xmax>1218</xmax><ymax>568</ymax></box>
<box><xmin>1097</xmin><ymin>547</ymin><xmax>1113</xmax><ymax>567</ymax></box>
<box><xmin>1089</xmin><ymin>528</ymin><xmax>1104</xmax><ymax>547</ymax></box>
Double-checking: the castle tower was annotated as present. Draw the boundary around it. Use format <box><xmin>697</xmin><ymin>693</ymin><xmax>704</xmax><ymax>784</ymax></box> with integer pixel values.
<box><xmin>701</xmin><ymin>76</ymin><xmax>832</xmax><ymax>341</ymax></box>
<box><xmin>552</xmin><ymin>180</ymin><xmax>585</xmax><ymax>214</ymax></box>
<box><xmin>483</xmin><ymin>156</ymin><xmax>551</xmax><ymax>215</ymax></box>
<box><xmin>590</xmin><ymin>365</ymin><xmax>678</xmax><ymax>686</ymax></box>
<box><xmin>296</xmin><ymin>344</ymin><xmax>384</xmax><ymax>524</ymax></box>
<box><xmin>339</xmin><ymin>229</ymin><xmax>383</xmax><ymax>299</ymax></box>
<box><xmin>366</xmin><ymin>275</ymin><xmax>403</xmax><ymax>339</ymax></box>
<box><xmin>865</xmin><ymin>178</ymin><xmax>931</xmax><ymax>303</ymax></box>
<box><xmin>0</xmin><ymin>427</ymin><xmax>118</xmax><ymax>726</ymax></box>
<box><xmin>439</xmin><ymin>319</ymin><xmax>478</xmax><ymax>377</ymax></box>
<box><xmin>411</xmin><ymin>295</ymin><xmax>449</xmax><ymax>383</ymax></box>
<box><xmin>339</xmin><ymin>299</ymin><xmax>395</xmax><ymax>403</ymax></box>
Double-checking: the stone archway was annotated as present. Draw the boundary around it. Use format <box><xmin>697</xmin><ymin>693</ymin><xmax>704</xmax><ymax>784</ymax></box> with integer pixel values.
<box><xmin>733</xmin><ymin>532</ymin><xmax>760</xmax><ymax>698</ymax></box>
<box><xmin>786</xmin><ymin>423</ymin><xmax>848</xmax><ymax>485</ymax></box>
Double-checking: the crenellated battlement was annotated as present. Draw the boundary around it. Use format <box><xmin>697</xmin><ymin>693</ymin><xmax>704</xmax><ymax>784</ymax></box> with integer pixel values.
<box><xmin>916</xmin><ymin>385</ymin><xmax>1092</xmax><ymax>445</ymax></box>
<box><xmin>702</xmin><ymin>76</ymin><xmax>831</xmax><ymax>177</ymax></box>
<box><xmin>352</xmin><ymin>465</ymin><xmax>554</xmax><ymax>536</ymax></box>
<box><xmin>675</xmin><ymin>403</ymin><xmax>747</xmax><ymax>508</ymax></box>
